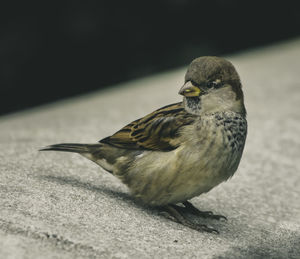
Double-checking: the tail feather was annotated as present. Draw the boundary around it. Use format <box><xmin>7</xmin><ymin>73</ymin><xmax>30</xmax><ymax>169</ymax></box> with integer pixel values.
<box><xmin>39</xmin><ymin>143</ymin><xmax>100</xmax><ymax>153</ymax></box>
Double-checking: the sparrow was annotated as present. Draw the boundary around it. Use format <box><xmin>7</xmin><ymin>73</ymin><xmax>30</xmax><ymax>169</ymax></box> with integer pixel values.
<box><xmin>40</xmin><ymin>56</ymin><xmax>247</xmax><ymax>234</ymax></box>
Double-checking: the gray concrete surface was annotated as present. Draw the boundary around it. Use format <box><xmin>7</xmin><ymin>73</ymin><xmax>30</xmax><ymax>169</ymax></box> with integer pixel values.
<box><xmin>1</xmin><ymin>39</ymin><xmax>300</xmax><ymax>259</ymax></box>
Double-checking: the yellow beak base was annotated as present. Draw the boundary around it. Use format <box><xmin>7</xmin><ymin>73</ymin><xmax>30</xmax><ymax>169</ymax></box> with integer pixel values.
<box><xmin>179</xmin><ymin>84</ymin><xmax>201</xmax><ymax>97</ymax></box>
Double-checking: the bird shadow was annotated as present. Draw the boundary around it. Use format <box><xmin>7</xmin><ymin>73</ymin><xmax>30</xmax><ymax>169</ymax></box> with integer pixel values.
<box><xmin>38</xmin><ymin>174</ymin><xmax>228</xmax><ymax>231</ymax></box>
<box><xmin>38</xmin><ymin>175</ymin><xmax>300</xmax><ymax>257</ymax></box>
<box><xmin>38</xmin><ymin>173</ymin><xmax>167</xmax><ymax>221</ymax></box>
<box><xmin>36</xmin><ymin>174</ymin><xmax>300</xmax><ymax>257</ymax></box>
<box><xmin>39</xmin><ymin>174</ymin><xmax>137</xmax><ymax>207</ymax></box>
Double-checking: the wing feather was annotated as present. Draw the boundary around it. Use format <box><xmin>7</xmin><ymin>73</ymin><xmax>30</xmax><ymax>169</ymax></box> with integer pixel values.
<box><xmin>100</xmin><ymin>102</ymin><xmax>196</xmax><ymax>151</ymax></box>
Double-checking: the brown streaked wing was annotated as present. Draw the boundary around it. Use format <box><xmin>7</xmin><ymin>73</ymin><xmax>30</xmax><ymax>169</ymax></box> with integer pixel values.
<box><xmin>99</xmin><ymin>102</ymin><xmax>196</xmax><ymax>151</ymax></box>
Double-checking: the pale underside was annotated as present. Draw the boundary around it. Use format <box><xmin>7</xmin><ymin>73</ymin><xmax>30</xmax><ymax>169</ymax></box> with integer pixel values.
<box><xmin>84</xmin><ymin>112</ymin><xmax>245</xmax><ymax>206</ymax></box>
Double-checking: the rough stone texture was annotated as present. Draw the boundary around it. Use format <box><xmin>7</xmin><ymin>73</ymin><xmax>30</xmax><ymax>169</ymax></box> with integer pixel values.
<box><xmin>1</xmin><ymin>39</ymin><xmax>300</xmax><ymax>259</ymax></box>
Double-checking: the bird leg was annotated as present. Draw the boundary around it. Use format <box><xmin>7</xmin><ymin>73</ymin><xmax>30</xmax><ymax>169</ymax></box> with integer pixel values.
<box><xmin>182</xmin><ymin>201</ymin><xmax>227</xmax><ymax>221</ymax></box>
<box><xmin>160</xmin><ymin>204</ymin><xmax>219</xmax><ymax>234</ymax></box>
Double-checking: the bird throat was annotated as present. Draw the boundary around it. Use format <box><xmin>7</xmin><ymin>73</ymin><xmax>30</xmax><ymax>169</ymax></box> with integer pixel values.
<box><xmin>184</xmin><ymin>97</ymin><xmax>202</xmax><ymax>115</ymax></box>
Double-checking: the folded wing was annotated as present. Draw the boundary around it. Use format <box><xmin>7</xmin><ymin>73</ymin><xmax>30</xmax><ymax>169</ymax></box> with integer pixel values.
<box><xmin>100</xmin><ymin>102</ymin><xmax>196</xmax><ymax>151</ymax></box>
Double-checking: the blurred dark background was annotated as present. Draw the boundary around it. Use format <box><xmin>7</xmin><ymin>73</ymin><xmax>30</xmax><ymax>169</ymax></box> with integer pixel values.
<box><xmin>1</xmin><ymin>0</ymin><xmax>300</xmax><ymax>115</ymax></box>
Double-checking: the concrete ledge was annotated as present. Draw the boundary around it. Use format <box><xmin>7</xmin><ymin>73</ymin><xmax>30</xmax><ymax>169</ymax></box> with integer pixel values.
<box><xmin>1</xmin><ymin>39</ymin><xmax>300</xmax><ymax>258</ymax></box>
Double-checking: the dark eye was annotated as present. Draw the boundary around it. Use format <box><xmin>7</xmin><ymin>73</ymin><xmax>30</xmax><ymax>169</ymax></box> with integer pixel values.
<box><xmin>207</xmin><ymin>80</ymin><xmax>221</xmax><ymax>88</ymax></box>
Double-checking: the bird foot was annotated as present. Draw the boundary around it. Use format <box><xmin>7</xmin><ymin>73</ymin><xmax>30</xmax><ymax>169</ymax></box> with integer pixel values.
<box><xmin>183</xmin><ymin>201</ymin><xmax>227</xmax><ymax>221</ymax></box>
<box><xmin>159</xmin><ymin>205</ymin><xmax>219</xmax><ymax>234</ymax></box>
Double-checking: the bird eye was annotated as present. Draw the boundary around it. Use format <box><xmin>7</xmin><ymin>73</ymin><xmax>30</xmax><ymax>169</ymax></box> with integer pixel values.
<box><xmin>206</xmin><ymin>82</ymin><xmax>215</xmax><ymax>88</ymax></box>
<box><xmin>207</xmin><ymin>80</ymin><xmax>221</xmax><ymax>88</ymax></box>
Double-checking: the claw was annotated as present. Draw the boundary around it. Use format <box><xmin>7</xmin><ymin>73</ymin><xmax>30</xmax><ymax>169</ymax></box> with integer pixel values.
<box><xmin>159</xmin><ymin>205</ymin><xmax>220</xmax><ymax>234</ymax></box>
<box><xmin>158</xmin><ymin>211</ymin><xmax>178</xmax><ymax>222</ymax></box>
<box><xmin>183</xmin><ymin>201</ymin><xmax>227</xmax><ymax>221</ymax></box>
<box><xmin>194</xmin><ymin>224</ymin><xmax>219</xmax><ymax>234</ymax></box>
<box><xmin>217</xmin><ymin>215</ymin><xmax>227</xmax><ymax>221</ymax></box>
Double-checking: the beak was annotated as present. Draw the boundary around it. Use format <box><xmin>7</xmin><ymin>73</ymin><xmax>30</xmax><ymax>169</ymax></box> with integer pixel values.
<box><xmin>178</xmin><ymin>81</ymin><xmax>201</xmax><ymax>97</ymax></box>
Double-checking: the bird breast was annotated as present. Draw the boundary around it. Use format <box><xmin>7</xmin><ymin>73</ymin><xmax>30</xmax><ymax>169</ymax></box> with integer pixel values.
<box><xmin>117</xmin><ymin>112</ymin><xmax>247</xmax><ymax>206</ymax></box>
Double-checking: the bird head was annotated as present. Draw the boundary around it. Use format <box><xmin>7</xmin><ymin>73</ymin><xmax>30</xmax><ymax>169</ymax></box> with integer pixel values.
<box><xmin>179</xmin><ymin>56</ymin><xmax>246</xmax><ymax>116</ymax></box>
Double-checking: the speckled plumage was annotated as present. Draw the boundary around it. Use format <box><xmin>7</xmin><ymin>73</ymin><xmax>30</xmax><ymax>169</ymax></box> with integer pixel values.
<box><xmin>41</xmin><ymin>56</ymin><xmax>247</xmax><ymax>233</ymax></box>
<box><xmin>97</xmin><ymin>110</ymin><xmax>247</xmax><ymax>206</ymax></box>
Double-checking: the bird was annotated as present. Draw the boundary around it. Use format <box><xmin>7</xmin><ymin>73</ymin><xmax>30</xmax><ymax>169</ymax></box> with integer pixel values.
<box><xmin>40</xmin><ymin>56</ymin><xmax>247</xmax><ymax>234</ymax></box>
